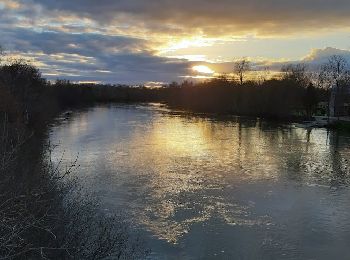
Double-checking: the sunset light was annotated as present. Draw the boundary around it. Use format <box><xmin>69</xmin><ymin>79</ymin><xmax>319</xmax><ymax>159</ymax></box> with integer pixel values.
<box><xmin>192</xmin><ymin>65</ymin><xmax>214</xmax><ymax>74</ymax></box>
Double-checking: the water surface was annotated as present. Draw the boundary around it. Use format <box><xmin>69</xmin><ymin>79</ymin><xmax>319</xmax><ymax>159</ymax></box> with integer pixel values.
<box><xmin>49</xmin><ymin>104</ymin><xmax>350</xmax><ymax>259</ymax></box>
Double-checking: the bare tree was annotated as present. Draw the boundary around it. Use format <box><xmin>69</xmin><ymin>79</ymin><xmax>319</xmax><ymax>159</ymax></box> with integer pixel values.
<box><xmin>257</xmin><ymin>66</ymin><xmax>271</xmax><ymax>84</ymax></box>
<box><xmin>281</xmin><ymin>63</ymin><xmax>309</xmax><ymax>87</ymax></box>
<box><xmin>234</xmin><ymin>58</ymin><xmax>251</xmax><ymax>85</ymax></box>
<box><xmin>319</xmin><ymin>55</ymin><xmax>350</xmax><ymax>117</ymax></box>
<box><xmin>320</xmin><ymin>55</ymin><xmax>349</xmax><ymax>88</ymax></box>
<box><xmin>0</xmin><ymin>46</ymin><xmax>3</xmax><ymax>64</ymax></box>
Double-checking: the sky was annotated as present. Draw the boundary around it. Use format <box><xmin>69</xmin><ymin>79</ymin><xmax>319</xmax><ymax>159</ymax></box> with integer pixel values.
<box><xmin>1</xmin><ymin>0</ymin><xmax>350</xmax><ymax>85</ymax></box>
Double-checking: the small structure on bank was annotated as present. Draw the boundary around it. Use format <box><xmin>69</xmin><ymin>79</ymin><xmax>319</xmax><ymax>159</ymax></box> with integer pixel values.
<box><xmin>310</xmin><ymin>84</ymin><xmax>350</xmax><ymax>128</ymax></box>
<box><xmin>329</xmin><ymin>84</ymin><xmax>350</xmax><ymax>117</ymax></box>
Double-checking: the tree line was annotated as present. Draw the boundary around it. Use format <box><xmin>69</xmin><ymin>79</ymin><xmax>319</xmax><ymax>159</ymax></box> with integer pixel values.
<box><xmin>46</xmin><ymin>56</ymin><xmax>350</xmax><ymax>119</ymax></box>
<box><xmin>2</xmin><ymin>54</ymin><xmax>347</xmax><ymax>125</ymax></box>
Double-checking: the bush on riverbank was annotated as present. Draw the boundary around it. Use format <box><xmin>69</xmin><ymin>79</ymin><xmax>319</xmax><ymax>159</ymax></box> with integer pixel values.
<box><xmin>0</xmin><ymin>144</ymin><xmax>145</xmax><ymax>259</ymax></box>
<box><xmin>0</xmin><ymin>137</ymin><xmax>147</xmax><ymax>259</ymax></box>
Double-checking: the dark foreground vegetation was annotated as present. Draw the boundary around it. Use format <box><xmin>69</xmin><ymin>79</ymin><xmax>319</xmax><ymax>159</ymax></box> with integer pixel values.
<box><xmin>0</xmin><ymin>52</ymin><xmax>349</xmax><ymax>258</ymax></box>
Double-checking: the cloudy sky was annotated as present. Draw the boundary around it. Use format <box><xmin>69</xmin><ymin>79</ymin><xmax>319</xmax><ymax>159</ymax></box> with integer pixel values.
<box><xmin>1</xmin><ymin>0</ymin><xmax>350</xmax><ymax>84</ymax></box>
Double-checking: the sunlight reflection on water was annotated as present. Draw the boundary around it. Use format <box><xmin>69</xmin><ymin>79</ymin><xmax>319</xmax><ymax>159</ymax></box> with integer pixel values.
<box><xmin>49</xmin><ymin>104</ymin><xmax>350</xmax><ymax>259</ymax></box>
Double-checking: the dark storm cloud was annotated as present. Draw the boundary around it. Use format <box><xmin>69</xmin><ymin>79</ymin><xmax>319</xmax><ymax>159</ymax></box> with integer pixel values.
<box><xmin>1</xmin><ymin>26</ymin><xmax>192</xmax><ymax>83</ymax></box>
<box><xmin>2</xmin><ymin>28</ymin><xmax>149</xmax><ymax>55</ymax></box>
<box><xmin>26</xmin><ymin>0</ymin><xmax>350</xmax><ymax>35</ymax></box>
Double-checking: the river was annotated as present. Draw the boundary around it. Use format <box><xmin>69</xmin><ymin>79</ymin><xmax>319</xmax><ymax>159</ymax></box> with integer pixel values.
<box><xmin>49</xmin><ymin>104</ymin><xmax>350</xmax><ymax>259</ymax></box>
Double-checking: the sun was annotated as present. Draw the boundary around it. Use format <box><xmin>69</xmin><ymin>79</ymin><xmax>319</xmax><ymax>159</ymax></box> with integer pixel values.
<box><xmin>192</xmin><ymin>65</ymin><xmax>214</xmax><ymax>74</ymax></box>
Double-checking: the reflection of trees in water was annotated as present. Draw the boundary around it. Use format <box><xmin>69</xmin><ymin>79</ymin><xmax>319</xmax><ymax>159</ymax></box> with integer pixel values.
<box><xmin>280</xmin><ymin>127</ymin><xmax>350</xmax><ymax>187</ymax></box>
<box><xmin>327</xmin><ymin>130</ymin><xmax>350</xmax><ymax>187</ymax></box>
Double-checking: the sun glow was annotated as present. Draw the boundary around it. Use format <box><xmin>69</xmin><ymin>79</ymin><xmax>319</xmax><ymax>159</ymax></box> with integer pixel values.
<box><xmin>192</xmin><ymin>65</ymin><xmax>214</xmax><ymax>74</ymax></box>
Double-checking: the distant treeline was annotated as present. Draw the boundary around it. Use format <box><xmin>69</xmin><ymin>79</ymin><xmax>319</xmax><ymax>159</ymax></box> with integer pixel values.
<box><xmin>51</xmin><ymin>77</ymin><xmax>328</xmax><ymax>120</ymax></box>
<box><xmin>52</xmin><ymin>56</ymin><xmax>350</xmax><ymax>119</ymax></box>
<box><xmin>0</xmin><ymin>59</ymin><xmax>337</xmax><ymax>134</ymax></box>
<box><xmin>6</xmin><ymin>55</ymin><xmax>350</xmax><ymax>129</ymax></box>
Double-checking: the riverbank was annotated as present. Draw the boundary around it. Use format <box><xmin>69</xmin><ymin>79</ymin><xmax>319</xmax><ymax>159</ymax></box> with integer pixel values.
<box><xmin>328</xmin><ymin>119</ymin><xmax>350</xmax><ymax>131</ymax></box>
<box><xmin>293</xmin><ymin>116</ymin><xmax>350</xmax><ymax>132</ymax></box>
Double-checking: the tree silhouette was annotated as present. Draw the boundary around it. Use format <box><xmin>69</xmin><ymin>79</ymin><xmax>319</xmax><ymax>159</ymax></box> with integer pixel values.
<box><xmin>234</xmin><ymin>58</ymin><xmax>251</xmax><ymax>85</ymax></box>
<box><xmin>320</xmin><ymin>55</ymin><xmax>349</xmax><ymax>87</ymax></box>
<box><xmin>281</xmin><ymin>63</ymin><xmax>309</xmax><ymax>87</ymax></box>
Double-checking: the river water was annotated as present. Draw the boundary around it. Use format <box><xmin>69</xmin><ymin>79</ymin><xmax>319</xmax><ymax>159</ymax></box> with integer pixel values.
<box><xmin>49</xmin><ymin>104</ymin><xmax>350</xmax><ymax>259</ymax></box>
